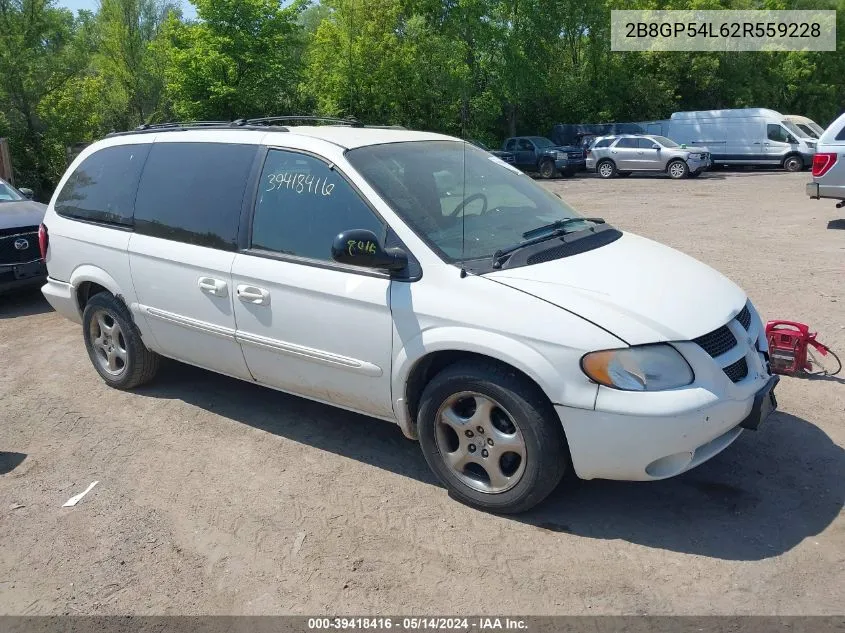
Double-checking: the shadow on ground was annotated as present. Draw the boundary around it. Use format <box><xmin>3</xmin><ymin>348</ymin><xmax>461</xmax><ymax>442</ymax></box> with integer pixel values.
<box><xmin>0</xmin><ymin>452</ymin><xmax>27</xmax><ymax>475</ymax></box>
<box><xmin>0</xmin><ymin>288</ymin><xmax>52</xmax><ymax>319</ymax></box>
<box><xmin>140</xmin><ymin>362</ymin><xmax>844</xmax><ymax>562</ymax></box>
<box><xmin>827</xmin><ymin>219</ymin><xmax>845</xmax><ymax>230</ymax></box>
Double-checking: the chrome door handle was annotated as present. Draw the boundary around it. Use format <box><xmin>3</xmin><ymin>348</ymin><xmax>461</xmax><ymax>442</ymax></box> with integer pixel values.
<box><xmin>237</xmin><ymin>285</ymin><xmax>270</xmax><ymax>306</ymax></box>
<box><xmin>197</xmin><ymin>277</ymin><xmax>228</xmax><ymax>297</ymax></box>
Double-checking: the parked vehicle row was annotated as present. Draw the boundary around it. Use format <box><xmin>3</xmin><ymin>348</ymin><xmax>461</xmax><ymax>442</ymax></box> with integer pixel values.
<box><xmin>37</xmin><ymin>117</ymin><xmax>778</xmax><ymax>514</ymax></box>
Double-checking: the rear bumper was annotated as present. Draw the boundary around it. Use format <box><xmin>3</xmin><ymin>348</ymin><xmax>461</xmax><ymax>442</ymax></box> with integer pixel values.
<box><xmin>41</xmin><ymin>276</ymin><xmax>81</xmax><ymax>324</ymax></box>
<box><xmin>807</xmin><ymin>181</ymin><xmax>845</xmax><ymax>201</ymax></box>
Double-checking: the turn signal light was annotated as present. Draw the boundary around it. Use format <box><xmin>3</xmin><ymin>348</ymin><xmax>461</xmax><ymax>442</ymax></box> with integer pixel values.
<box><xmin>812</xmin><ymin>152</ymin><xmax>838</xmax><ymax>177</ymax></box>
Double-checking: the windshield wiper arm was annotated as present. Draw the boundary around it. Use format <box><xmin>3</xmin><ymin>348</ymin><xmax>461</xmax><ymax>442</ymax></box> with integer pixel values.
<box><xmin>492</xmin><ymin>217</ymin><xmax>605</xmax><ymax>269</ymax></box>
<box><xmin>522</xmin><ymin>217</ymin><xmax>604</xmax><ymax>239</ymax></box>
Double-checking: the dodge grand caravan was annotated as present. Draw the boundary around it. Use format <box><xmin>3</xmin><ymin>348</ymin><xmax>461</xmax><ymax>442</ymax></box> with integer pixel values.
<box><xmin>40</xmin><ymin>118</ymin><xmax>779</xmax><ymax>513</ymax></box>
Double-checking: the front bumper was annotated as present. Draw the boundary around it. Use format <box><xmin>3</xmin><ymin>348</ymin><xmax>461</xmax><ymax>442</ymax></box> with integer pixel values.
<box><xmin>687</xmin><ymin>156</ymin><xmax>711</xmax><ymax>171</ymax></box>
<box><xmin>0</xmin><ymin>260</ymin><xmax>47</xmax><ymax>294</ymax></box>
<box><xmin>556</xmin><ymin>374</ymin><xmax>772</xmax><ymax>481</ymax></box>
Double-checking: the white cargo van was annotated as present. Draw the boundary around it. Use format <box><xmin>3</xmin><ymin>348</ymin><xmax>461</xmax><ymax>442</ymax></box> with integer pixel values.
<box><xmin>668</xmin><ymin>108</ymin><xmax>816</xmax><ymax>171</ymax></box>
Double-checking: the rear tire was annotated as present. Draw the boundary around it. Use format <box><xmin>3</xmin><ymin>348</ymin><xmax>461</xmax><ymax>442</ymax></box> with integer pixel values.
<box><xmin>597</xmin><ymin>160</ymin><xmax>617</xmax><ymax>179</ymax></box>
<box><xmin>417</xmin><ymin>361</ymin><xmax>569</xmax><ymax>514</ymax></box>
<box><xmin>667</xmin><ymin>159</ymin><xmax>689</xmax><ymax>179</ymax></box>
<box><xmin>82</xmin><ymin>292</ymin><xmax>160</xmax><ymax>390</ymax></box>
<box><xmin>783</xmin><ymin>155</ymin><xmax>803</xmax><ymax>172</ymax></box>
<box><xmin>538</xmin><ymin>159</ymin><xmax>556</xmax><ymax>179</ymax></box>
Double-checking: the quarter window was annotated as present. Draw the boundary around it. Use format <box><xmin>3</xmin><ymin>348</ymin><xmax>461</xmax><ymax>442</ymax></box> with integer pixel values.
<box><xmin>55</xmin><ymin>144</ymin><xmax>150</xmax><ymax>226</ymax></box>
<box><xmin>592</xmin><ymin>138</ymin><xmax>613</xmax><ymax>149</ymax></box>
<box><xmin>251</xmin><ymin>150</ymin><xmax>385</xmax><ymax>261</ymax></box>
<box><xmin>133</xmin><ymin>142</ymin><xmax>257</xmax><ymax>250</ymax></box>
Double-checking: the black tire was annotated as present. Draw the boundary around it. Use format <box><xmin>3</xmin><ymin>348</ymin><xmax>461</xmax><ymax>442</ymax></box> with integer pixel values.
<box><xmin>82</xmin><ymin>292</ymin><xmax>160</xmax><ymax>389</ymax></box>
<box><xmin>417</xmin><ymin>360</ymin><xmax>569</xmax><ymax>514</ymax></box>
<box><xmin>538</xmin><ymin>159</ymin><xmax>556</xmax><ymax>179</ymax></box>
<box><xmin>596</xmin><ymin>160</ymin><xmax>617</xmax><ymax>179</ymax></box>
<box><xmin>667</xmin><ymin>159</ymin><xmax>689</xmax><ymax>179</ymax></box>
<box><xmin>783</xmin><ymin>155</ymin><xmax>803</xmax><ymax>172</ymax></box>
<box><xmin>618</xmin><ymin>171</ymin><xmax>632</xmax><ymax>177</ymax></box>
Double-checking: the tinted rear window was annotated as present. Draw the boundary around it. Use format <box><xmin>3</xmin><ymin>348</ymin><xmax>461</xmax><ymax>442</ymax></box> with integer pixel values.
<box><xmin>134</xmin><ymin>142</ymin><xmax>256</xmax><ymax>250</ymax></box>
<box><xmin>55</xmin><ymin>144</ymin><xmax>150</xmax><ymax>226</ymax></box>
<box><xmin>593</xmin><ymin>139</ymin><xmax>613</xmax><ymax>148</ymax></box>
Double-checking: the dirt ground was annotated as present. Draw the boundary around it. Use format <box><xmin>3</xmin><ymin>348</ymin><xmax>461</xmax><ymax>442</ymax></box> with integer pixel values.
<box><xmin>0</xmin><ymin>170</ymin><xmax>843</xmax><ymax>615</ymax></box>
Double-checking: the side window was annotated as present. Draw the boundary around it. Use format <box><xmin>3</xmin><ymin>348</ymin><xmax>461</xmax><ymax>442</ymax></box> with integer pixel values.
<box><xmin>55</xmin><ymin>144</ymin><xmax>150</xmax><ymax>226</ymax></box>
<box><xmin>615</xmin><ymin>138</ymin><xmax>638</xmax><ymax>149</ymax></box>
<box><xmin>504</xmin><ymin>139</ymin><xmax>516</xmax><ymax>151</ymax></box>
<box><xmin>134</xmin><ymin>142</ymin><xmax>256</xmax><ymax>251</ymax></box>
<box><xmin>251</xmin><ymin>149</ymin><xmax>385</xmax><ymax>262</ymax></box>
<box><xmin>517</xmin><ymin>139</ymin><xmax>534</xmax><ymax>151</ymax></box>
<box><xmin>638</xmin><ymin>138</ymin><xmax>657</xmax><ymax>149</ymax></box>
<box><xmin>593</xmin><ymin>138</ymin><xmax>613</xmax><ymax>149</ymax></box>
<box><xmin>767</xmin><ymin>124</ymin><xmax>790</xmax><ymax>143</ymax></box>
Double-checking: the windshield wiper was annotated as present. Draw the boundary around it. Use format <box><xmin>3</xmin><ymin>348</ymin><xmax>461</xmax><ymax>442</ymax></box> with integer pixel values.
<box><xmin>492</xmin><ymin>217</ymin><xmax>605</xmax><ymax>269</ymax></box>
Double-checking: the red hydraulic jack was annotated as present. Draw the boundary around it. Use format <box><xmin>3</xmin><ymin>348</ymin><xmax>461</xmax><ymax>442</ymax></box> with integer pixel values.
<box><xmin>765</xmin><ymin>320</ymin><xmax>842</xmax><ymax>377</ymax></box>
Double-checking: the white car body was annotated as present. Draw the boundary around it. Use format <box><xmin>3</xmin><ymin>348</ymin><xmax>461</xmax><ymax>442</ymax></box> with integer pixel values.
<box><xmin>41</xmin><ymin>124</ymin><xmax>774</xmax><ymax>488</ymax></box>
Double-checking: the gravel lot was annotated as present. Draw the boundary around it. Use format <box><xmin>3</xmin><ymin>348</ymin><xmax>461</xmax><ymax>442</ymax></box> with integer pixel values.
<box><xmin>1</xmin><ymin>170</ymin><xmax>843</xmax><ymax>615</ymax></box>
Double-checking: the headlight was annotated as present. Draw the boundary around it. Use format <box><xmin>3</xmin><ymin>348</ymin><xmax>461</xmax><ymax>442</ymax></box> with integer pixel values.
<box><xmin>581</xmin><ymin>344</ymin><xmax>694</xmax><ymax>391</ymax></box>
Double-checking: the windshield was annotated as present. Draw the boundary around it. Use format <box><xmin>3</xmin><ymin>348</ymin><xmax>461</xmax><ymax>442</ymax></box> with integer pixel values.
<box><xmin>652</xmin><ymin>136</ymin><xmax>679</xmax><ymax>148</ymax></box>
<box><xmin>346</xmin><ymin>141</ymin><xmax>587</xmax><ymax>262</ymax></box>
<box><xmin>0</xmin><ymin>181</ymin><xmax>24</xmax><ymax>202</ymax></box>
<box><xmin>797</xmin><ymin>124</ymin><xmax>819</xmax><ymax>138</ymax></box>
<box><xmin>782</xmin><ymin>120</ymin><xmax>808</xmax><ymax>138</ymax></box>
<box><xmin>529</xmin><ymin>137</ymin><xmax>555</xmax><ymax>149</ymax></box>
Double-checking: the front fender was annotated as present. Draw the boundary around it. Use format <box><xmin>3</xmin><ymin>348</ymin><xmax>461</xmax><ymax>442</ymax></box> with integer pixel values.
<box><xmin>391</xmin><ymin>326</ymin><xmax>600</xmax><ymax>437</ymax></box>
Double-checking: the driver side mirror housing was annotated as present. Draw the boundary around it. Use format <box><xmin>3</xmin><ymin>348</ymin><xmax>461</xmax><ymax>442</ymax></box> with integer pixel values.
<box><xmin>331</xmin><ymin>229</ymin><xmax>408</xmax><ymax>272</ymax></box>
<box><xmin>652</xmin><ymin>144</ymin><xmax>661</xmax><ymax>150</ymax></box>
<box><xmin>19</xmin><ymin>187</ymin><xmax>34</xmax><ymax>199</ymax></box>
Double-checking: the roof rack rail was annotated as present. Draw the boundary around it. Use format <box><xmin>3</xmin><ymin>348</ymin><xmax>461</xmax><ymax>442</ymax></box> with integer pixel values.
<box><xmin>237</xmin><ymin>116</ymin><xmax>363</xmax><ymax>127</ymax></box>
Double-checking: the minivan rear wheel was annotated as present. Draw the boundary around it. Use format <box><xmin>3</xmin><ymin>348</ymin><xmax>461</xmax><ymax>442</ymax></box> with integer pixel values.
<box><xmin>597</xmin><ymin>160</ymin><xmax>617</xmax><ymax>179</ymax></box>
<box><xmin>783</xmin><ymin>155</ymin><xmax>803</xmax><ymax>172</ymax></box>
<box><xmin>417</xmin><ymin>361</ymin><xmax>569</xmax><ymax>513</ymax></box>
<box><xmin>82</xmin><ymin>292</ymin><xmax>160</xmax><ymax>390</ymax></box>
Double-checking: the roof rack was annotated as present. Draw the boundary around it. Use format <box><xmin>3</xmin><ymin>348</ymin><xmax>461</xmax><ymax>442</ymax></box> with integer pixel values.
<box><xmin>236</xmin><ymin>116</ymin><xmax>363</xmax><ymax>127</ymax></box>
<box><xmin>104</xmin><ymin>116</ymin><xmax>406</xmax><ymax>138</ymax></box>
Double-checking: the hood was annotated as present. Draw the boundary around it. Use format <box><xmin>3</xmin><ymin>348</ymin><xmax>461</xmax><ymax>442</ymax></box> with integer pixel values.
<box><xmin>485</xmin><ymin>232</ymin><xmax>746</xmax><ymax>345</ymax></box>
<box><xmin>0</xmin><ymin>200</ymin><xmax>47</xmax><ymax>231</ymax></box>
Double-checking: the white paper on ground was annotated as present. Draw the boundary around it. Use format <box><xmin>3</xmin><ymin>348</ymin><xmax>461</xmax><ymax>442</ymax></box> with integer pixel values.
<box><xmin>62</xmin><ymin>481</ymin><xmax>99</xmax><ymax>507</ymax></box>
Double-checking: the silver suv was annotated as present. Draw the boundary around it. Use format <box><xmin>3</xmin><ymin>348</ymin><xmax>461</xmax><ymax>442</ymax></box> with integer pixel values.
<box><xmin>587</xmin><ymin>134</ymin><xmax>711</xmax><ymax>179</ymax></box>
<box><xmin>807</xmin><ymin>112</ymin><xmax>845</xmax><ymax>208</ymax></box>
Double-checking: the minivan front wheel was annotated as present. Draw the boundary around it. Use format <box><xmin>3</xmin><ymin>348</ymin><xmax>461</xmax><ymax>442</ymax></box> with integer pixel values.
<box><xmin>783</xmin><ymin>155</ymin><xmax>803</xmax><ymax>172</ymax></box>
<box><xmin>538</xmin><ymin>159</ymin><xmax>556</xmax><ymax>179</ymax></box>
<box><xmin>82</xmin><ymin>292</ymin><xmax>160</xmax><ymax>390</ymax></box>
<box><xmin>417</xmin><ymin>361</ymin><xmax>569</xmax><ymax>513</ymax></box>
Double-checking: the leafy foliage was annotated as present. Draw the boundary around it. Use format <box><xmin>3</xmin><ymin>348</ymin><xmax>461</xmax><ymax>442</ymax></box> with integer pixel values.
<box><xmin>1</xmin><ymin>0</ymin><xmax>843</xmax><ymax>197</ymax></box>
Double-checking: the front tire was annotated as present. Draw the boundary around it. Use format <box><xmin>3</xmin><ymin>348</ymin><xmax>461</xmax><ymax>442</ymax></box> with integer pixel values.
<box><xmin>538</xmin><ymin>159</ymin><xmax>556</xmax><ymax>179</ymax></box>
<box><xmin>597</xmin><ymin>160</ymin><xmax>617</xmax><ymax>179</ymax></box>
<box><xmin>783</xmin><ymin>155</ymin><xmax>803</xmax><ymax>172</ymax></box>
<box><xmin>667</xmin><ymin>159</ymin><xmax>689</xmax><ymax>179</ymax></box>
<box><xmin>82</xmin><ymin>292</ymin><xmax>160</xmax><ymax>390</ymax></box>
<box><xmin>417</xmin><ymin>361</ymin><xmax>569</xmax><ymax>514</ymax></box>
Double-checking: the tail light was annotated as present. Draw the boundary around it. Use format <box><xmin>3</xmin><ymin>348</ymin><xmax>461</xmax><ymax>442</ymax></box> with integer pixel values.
<box><xmin>585</xmin><ymin>148</ymin><xmax>592</xmax><ymax>155</ymax></box>
<box><xmin>812</xmin><ymin>152</ymin><xmax>838</xmax><ymax>177</ymax></box>
<box><xmin>38</xmin><ymin>223</ymin><xmax>49</xmax><ymax>260</ymax></box>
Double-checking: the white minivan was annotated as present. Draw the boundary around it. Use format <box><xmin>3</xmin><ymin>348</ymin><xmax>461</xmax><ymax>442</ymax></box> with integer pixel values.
<box><xmin>39</xmin><ymin>118</ymin><xmax>779</xmax><ymax>513</ymax></box>
<box><xmin>668</xmin><ymin>108</ymin><xmax>816</xmax><ymax>171</ymax></box>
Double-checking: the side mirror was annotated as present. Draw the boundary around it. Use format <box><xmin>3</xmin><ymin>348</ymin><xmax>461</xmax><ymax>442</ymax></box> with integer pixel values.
<box><xmin>652</xmin><ymin>144</ymin><xmax>661</xmax><ymax>150</ymax></box>
<box><xmin>19</xmin><ymin>187</ymin><xmax>34</xmax><ymax>199</ymax></box>
<box><xmin>331</xmin><ymin>229</ymin><xmax>408</xmax><ymax>272</ymax></box>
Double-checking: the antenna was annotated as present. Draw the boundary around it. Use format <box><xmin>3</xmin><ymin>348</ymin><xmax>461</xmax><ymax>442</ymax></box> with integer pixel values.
<box><xmin>460</xmin><ymin>140</ymin><xmax>467</xmax><ymax>278</ymax></box>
